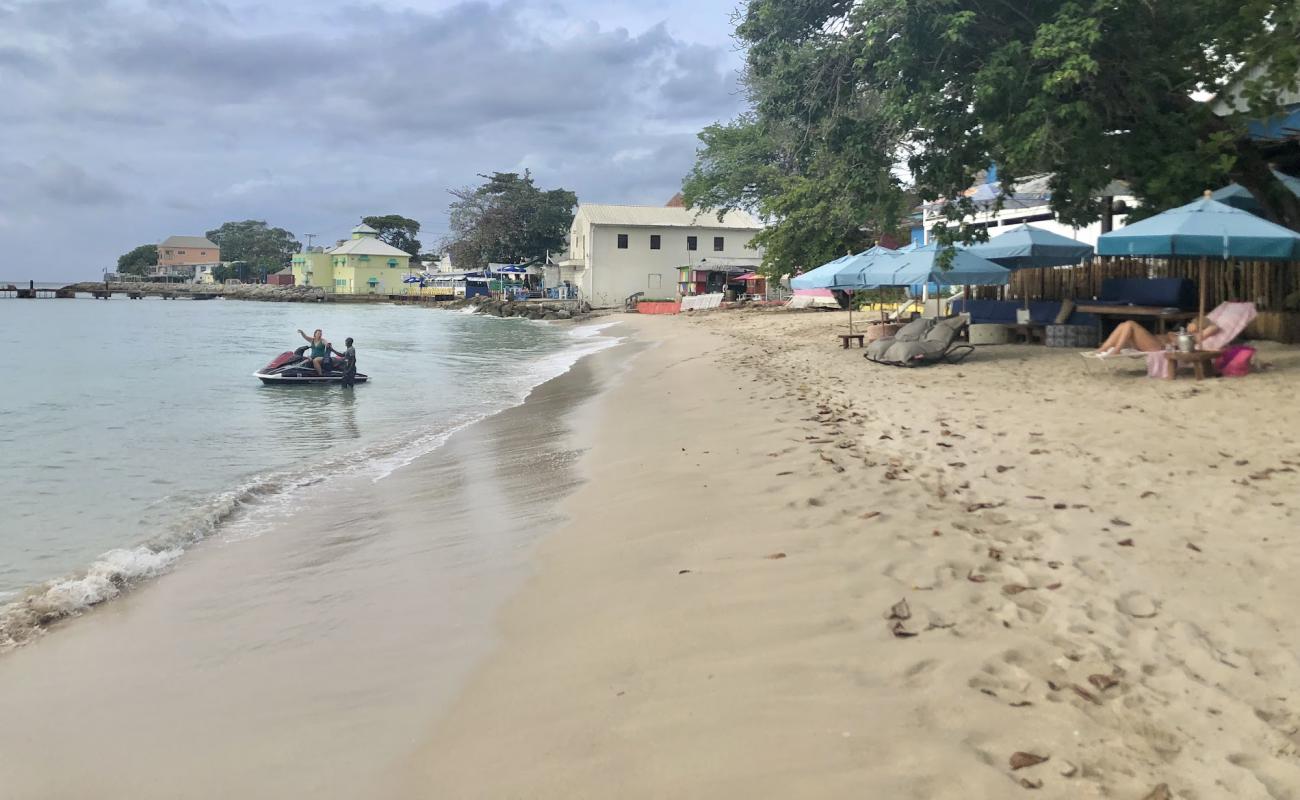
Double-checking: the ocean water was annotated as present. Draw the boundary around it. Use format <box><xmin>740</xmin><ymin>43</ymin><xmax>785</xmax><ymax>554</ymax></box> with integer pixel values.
<box><xmin>0</xmin><ymin>296</ymin><xmax>616</xmax><ymax>647</ymax></box>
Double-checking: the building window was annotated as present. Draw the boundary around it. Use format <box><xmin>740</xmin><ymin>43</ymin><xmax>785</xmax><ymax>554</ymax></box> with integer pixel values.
<box><xmin>388</xmin><ymin>259</ymin><xmax>398</xmax><ymax>267</ymax></box>
<box><xmin>360</xmin><ymin>254</ymin><xmax>370</xmax><ymax>261</ymax></box>
<box><xmin>650</xmin><ymin>234</ymin><xmax>661</xmax><ymax>250</ymax></box>
<box><xmin>687</xmin><ymin>236</ymin><xmax>697</xmax><ymax>251</ymax></box>
<box><xmin>178</xmin><ymin>250</ymin><xmax>186</xmax><ymax>255</ymax></box>
<box><xmin>713</xmin><ymin>236</ymin><xmax>724</xmax><ymax>251</ymax></box>
<box><xmin>617</xmin><ymin>233</ymin><xmax>629</xmax><ymax>249</ymax></box>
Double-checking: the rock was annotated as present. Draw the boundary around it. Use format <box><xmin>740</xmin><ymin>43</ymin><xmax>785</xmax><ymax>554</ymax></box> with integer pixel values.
<box><xmin>556</xmin><ymin>309</ymin><xmax>572</xmax><ymax>319</ymax></box>
<box><xmin>1009</xmin><ymin>752</ymin><xmax>1049</xmax><ymax>770</ymax></box>
<box><xmin>1117</xmin><ymin>591</ymin><xmax>1159</xmax><ymax>618</ymax></box>
<box><xmin>1058</xmin><ymin>761</ymin><xmax>1077</xmax><ymax>777</ymax></box>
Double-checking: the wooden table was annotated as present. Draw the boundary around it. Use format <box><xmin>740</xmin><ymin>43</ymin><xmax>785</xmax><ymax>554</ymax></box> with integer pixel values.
<box><xmin>1164</xmin><ymin>349</ymin><xmax>1221</xmax><ymax>380</ymax></box>
<box><xmin>1073</xmin><ymin>304</ymin><xmax>1197</xmax><ymax>334</ymax></box>
<box><xmin>838</xmin><ymin>333</ymin><xmax>865</xmax><ymax>349</ymax></box>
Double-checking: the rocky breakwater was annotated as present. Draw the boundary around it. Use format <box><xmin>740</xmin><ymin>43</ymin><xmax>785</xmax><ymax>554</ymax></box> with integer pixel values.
<box><xmin>446</xmin><ymin>295</ymin><xmax>594</xmax><ymax>321</ymax></box>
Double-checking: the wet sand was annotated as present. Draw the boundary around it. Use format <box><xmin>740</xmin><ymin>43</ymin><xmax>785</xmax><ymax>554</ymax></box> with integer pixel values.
<box><xmin>0</xmin><ymin>341</ymin><xmax>632</xmax><ymax>800</ymax></box>
<box><xmin>409</xmin><ymin>311</ymin><xmax>1300</xmax><ymax>799</ymax></box>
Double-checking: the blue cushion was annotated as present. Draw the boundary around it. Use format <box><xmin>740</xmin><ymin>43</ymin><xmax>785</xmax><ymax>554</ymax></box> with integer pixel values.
<box><xmin>949</xmin><ymin>299</ymin><xmax>1018</xmax><ymax>324</ymax></box>
<box><xmin>1098</xmin><ymin>278</ymin><xmax>1196</xmax><ymax>309</ymax></box>
<box><xmin>950</xmin><ymin>298</ymin><xmax>1100</xmax><ymax>328</ymax></box>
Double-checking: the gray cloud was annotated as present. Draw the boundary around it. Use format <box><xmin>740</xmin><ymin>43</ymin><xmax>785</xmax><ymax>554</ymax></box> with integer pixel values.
<box><xmin>0</xmin><ymin>0</ymin><xmax>746</xmax><ymax>278</ymax></box>
<box><xmin>0</xmin><ymin>158</ymin><xmax>127</xmax><ymax>207</ymax></box>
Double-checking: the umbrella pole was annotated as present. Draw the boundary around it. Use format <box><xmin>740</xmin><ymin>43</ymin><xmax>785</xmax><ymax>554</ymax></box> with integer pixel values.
<box><xmin>1198</xmin><ymin>256</ymin><xmax>1207</xmax><ymax>347</ymax></box>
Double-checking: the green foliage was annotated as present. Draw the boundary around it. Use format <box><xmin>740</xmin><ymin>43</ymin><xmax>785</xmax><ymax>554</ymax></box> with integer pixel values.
<box><xmin>443</xmin><ymin>171</ymin><xmax>578</xmax><ymax>269</ymax></box>
<box><xmin>211</xmin><ymin>263</ymin><xmax>238</xmax><ymax>284</ymax></box>
<box><xmin>116</xmin><ymin>244</ymin><xmax>157</xmax><ymax>275</ymax></box>
<box><xmin>686</xmin><ymin>0</ymin><xmax>1300</xmax><ymax>274</ymax></box>
<box><xmin>205</xmin><ymin>220</ymin><xmax>299</xmax><ymax>278</ymax></box>
<box><xmin>361</xmin><ymin>214</ymin><xmax>422</xmax><ymax>258</ymax></box>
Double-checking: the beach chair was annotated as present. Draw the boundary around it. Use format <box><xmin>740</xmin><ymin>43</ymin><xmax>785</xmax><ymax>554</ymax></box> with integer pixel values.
<box><xmin>1083</xmin><ymin>302</ymin><xmax>1258</xmax><ymax>378</ymax></box>
<box><xmin>864</xmin><ymin>316</ymin><xmax>934</xmax><ymax>361</ymax></box>
<box><xmin>1145</xmin><ymin>302</ymin><xmax>1257</xmax><ymax>378</ymax></box>
<box><xmin>865</xmin><ymin>317</ymin><xmax>973</xmax><ymax>367</ymax></box>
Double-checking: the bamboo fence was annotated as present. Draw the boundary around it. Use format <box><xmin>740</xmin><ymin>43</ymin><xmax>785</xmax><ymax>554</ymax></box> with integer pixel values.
<box><xmin>971</xmin><ymin>257</ymin><xmax>1300</xmax><ymax>342</ymax></box>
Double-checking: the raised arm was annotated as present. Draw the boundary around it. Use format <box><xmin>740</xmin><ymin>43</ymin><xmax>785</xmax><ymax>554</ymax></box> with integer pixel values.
<box><xmin>297</xmin><ymin>329</ymin><xmax>313</xmax><ymax>344</ymax></box>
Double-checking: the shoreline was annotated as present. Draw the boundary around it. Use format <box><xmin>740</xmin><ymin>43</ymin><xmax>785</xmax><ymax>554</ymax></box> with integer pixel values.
<box><xmin>406</xmin><ymin>310</ymin><xmax>1300</xmax><ymax>798</ymax></box>
<box><xmin>0</xmin><ymin>322</ymin><xmax>636</xmax><ymax>798</ymax></box>
<box><xmin>0</xmin><ymin>310</ymin><xmax>618</xmax><ymax>655</ymax></box>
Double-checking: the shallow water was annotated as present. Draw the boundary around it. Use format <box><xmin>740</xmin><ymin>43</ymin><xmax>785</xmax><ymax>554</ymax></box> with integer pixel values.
<box><xmin>0</xmin><ymin>348</ymin><xmax>622</xmax><ymax>799</ymax></box>
<box><xmin>0</xmin><ymin>297</ymin><xmax>615</xmax><ymax>644</ymax></box>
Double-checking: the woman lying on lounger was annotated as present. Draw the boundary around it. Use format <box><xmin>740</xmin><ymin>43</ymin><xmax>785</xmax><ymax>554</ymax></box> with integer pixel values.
<box><xmin>1093</xmin><ymin>318</ymin><xmax>1218</xmax><ymax>355</ymax></box>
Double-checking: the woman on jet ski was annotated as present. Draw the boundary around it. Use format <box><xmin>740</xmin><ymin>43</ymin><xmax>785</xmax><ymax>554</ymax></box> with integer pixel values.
<box><xmin>297</xmin><ymin>328</ymin><xmax>331</xmax><ymax>376</ymax></box>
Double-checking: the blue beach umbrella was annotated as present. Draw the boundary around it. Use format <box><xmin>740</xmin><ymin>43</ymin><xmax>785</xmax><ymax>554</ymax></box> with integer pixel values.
<box><xmin>1207</xmin><ymin>170</ymin><xmax>1300</xmax><ymax>216</ymax></box>
<box><xmin>850</xmin><ymin>242</ymin><xmax>1010</xmax><ymax>288</ymax></box>
<box><xmin>1097</xmin><ymin>195</ymin><xmax>1300</xmax><ymax>261</ymax></box>
<box><xmin>965</xmin><ymin>223</ymin><xmax>1094</xmax><ymax>269</ymax></box>
<box><xmin>1098</xmin><ymin>193</ymin><xmax>1300</xmax><ymax>328</ymax></box>
<box><xmin>791</xmin><ymin>245</ymin><xmax>896</xmax><ymax>290</ymax></box>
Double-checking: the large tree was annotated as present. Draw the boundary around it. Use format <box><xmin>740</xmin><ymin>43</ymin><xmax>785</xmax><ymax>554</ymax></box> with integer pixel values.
<box><xmin>685</xmin><ymin>0</ymin><xmax>1300</xmax><ymax>273</ymax></box>
<box><xmin>205</xmin><ymin>220</ymin><xmax>299</xmax><ymax>280</ymax></box>
<box><xmin>443</xmin><ymin>171</ymin><xmax>577</xmax><ymax>269</ymax></box>
<box><xmin>116</xmin><ymin>244</ymin><xmax>158</xmax><ymax>276</ymax></box>
<box><xmin>362</xmin><ymin>214</ymin><xmax>422</xmax><ymax>259</ymax></box>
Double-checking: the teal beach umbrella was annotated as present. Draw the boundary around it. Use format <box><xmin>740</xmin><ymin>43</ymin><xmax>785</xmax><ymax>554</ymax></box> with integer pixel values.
<box><xmin>965</xmin><ymin>224</ymin><xmax>1094</xmax><ymax>269</ymax></box>
<box><xmin>1097</xmin><ymin>193</ymin><xmax>1300</xmax><ymax>334</ymax></box>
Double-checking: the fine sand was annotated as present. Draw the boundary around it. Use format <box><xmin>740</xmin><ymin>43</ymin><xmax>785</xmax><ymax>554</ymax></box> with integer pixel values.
<box><xmin>410</xmin><ymin>310</ymin><xmax>1300</xmax><ymax>799</ymax></box>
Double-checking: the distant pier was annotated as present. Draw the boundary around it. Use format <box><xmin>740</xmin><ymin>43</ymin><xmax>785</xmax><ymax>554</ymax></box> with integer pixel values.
<box><xmin>1</xmin><ymin>281</ymin><xmax>219</xmax><ymax>300</ymax></box>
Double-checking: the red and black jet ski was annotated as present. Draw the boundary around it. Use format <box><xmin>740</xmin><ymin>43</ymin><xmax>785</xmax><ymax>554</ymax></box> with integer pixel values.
<box><xmin>254</xmin><ymin>346</ymin><xmax>368</xmax><ymax>385</ymax></box>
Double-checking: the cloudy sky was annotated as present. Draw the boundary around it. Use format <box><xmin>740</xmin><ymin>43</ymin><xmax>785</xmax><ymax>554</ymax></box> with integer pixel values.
<box><xmin>0</xmin><ymin>0</ymin><xmax>748</xmax><ymax>280</ymax></box>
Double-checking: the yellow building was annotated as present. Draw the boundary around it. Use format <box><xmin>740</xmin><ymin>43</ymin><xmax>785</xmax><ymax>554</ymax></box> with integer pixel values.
<box><xmin>326</xmin><ymin>223</ymin><xmax>411</xmax><ymax>294</ymax></box>
<box><xmin>291</xmin><ymin>251</ymin><xmax>334</xmax><ymax>288</ymax></box>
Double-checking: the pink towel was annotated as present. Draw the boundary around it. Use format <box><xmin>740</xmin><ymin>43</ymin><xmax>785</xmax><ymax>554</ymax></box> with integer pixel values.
<box><xmin>1146</xmin><ymin>350</ymin><xmax>1172</xmax><ymax>379</ymax></box>
<box><xmin>1200</xmin><ymin>302</ymin><xmax>1257</xmax><ymax>351</ymax></box>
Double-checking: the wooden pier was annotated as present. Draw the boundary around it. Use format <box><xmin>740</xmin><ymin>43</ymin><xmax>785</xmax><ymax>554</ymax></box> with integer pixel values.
<box><xmin>1</xmin><ymin>282</ymin><xmax>217</xmax><ymax>300</ymax></box>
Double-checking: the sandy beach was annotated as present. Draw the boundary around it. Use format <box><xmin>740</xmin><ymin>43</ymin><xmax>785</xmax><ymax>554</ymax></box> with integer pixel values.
<box><xmin>410</xmin><ymin>310</ymin><xmax>1300</xmax><ymax>799</ymax></box>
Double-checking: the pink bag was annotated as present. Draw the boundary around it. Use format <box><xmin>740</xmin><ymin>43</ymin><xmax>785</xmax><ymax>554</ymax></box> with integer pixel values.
<box><xmin>1215</xmin><ymin>345</ymin><xmax>1255</xmax><ymax>377</ymax></box>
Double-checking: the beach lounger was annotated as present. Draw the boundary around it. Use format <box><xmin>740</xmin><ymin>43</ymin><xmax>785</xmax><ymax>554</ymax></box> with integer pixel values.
<box><xmin>864</xmin><ymin>317</ymin><xmax>934</xmax><ymax>361</ymax></box>
<box><xmin>1082</xmin><ymin>302</ymin><xmax>1258</xmax><ymax>378</ymax></box>
<box><xmin>865</xmin><ymin>317</ymin><xmax>973</xmax><ymax>366</ymax></box>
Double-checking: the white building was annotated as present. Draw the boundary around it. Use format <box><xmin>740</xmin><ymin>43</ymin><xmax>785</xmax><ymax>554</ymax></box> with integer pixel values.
<box><xmin>556</xmin><ymin>204</ymin><xmax>764</xmax><ymax>307</ymax></box>
<box><xmin>921</xmin><ymin>173</ymin><xmax>1136</xmax><ymax>249</ymax></box>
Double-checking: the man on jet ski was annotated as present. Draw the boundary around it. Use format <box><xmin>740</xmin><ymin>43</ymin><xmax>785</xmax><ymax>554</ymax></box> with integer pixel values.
<box><xmin>297</xmin><ymin>328</ymin><xmax>332</xmax><ymax>376</ymax></box>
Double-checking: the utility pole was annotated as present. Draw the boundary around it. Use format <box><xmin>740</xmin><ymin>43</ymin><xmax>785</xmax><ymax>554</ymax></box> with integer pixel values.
<box><xmin>304</xmin><ymin>233</ymin><xmax>317</xmax><ymax>251</ymax></box>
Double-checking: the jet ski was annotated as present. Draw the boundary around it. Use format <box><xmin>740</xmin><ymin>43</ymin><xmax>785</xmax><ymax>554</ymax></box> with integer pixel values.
<box><xmin>254</xmin><ymin>346</ymin><xmax>368</xmax><ymax>385</ymax></box>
